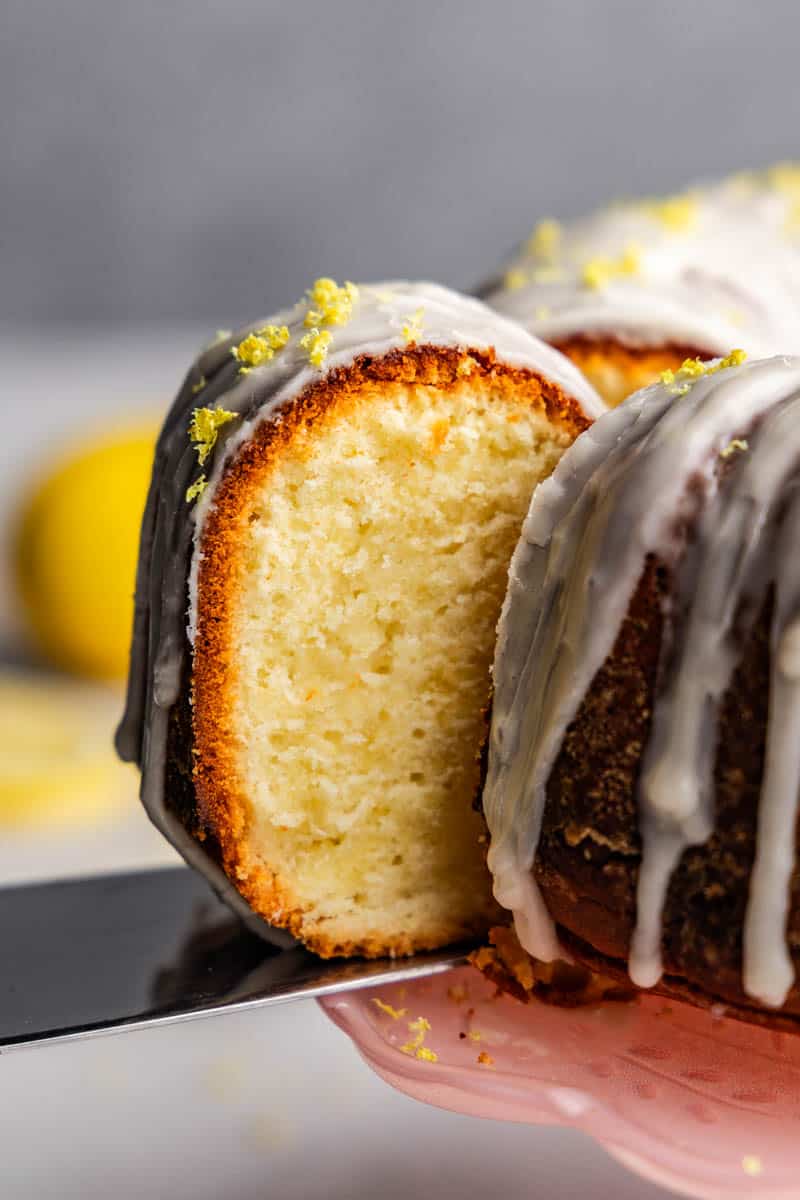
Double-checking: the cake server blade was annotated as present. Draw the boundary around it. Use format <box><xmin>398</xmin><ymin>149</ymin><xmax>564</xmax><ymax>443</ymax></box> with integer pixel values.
<box><xmin>0</xmin><ymin>867</ymin><xmax>470</xmax><ymax>1051</ymax></box>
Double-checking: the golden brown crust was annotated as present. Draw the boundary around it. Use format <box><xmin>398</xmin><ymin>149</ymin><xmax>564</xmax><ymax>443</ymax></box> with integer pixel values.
<box><xmin>552</xmin><ymin>335</ymin><xmax>709</xmax><ymax>408</ymax></box>
<box><xmin>192</xmin><ymin>345</ymin><xmax>591</xmax><ymax>958</ymax></box>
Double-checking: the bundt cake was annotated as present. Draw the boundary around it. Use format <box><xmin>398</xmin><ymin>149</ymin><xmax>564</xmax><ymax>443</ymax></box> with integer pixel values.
<box><xmin>481</xmin><ymin>165</ymin><xmax>800</xmax><ymax>407</ymax></box>
<box><xmin>482</xmin><ymin>351</ymin><xmax>800</xmax><ymax>1027</ymax></box>
<box><xmin>117</xmin><ymin>279</ymin><xmax>602</xmax><ymax>957</ymax></box>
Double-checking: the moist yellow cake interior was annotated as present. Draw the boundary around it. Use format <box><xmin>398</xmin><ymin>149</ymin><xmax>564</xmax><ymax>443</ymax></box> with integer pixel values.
<box><xmin>223</xmin><ymin>376</ymin><xmax>575</xmax><ymax>953</ymax></box>
<box><xmin>554</xmin><ymin>338</ymin><xmax>702</xmax><ymax>408</ymax></box>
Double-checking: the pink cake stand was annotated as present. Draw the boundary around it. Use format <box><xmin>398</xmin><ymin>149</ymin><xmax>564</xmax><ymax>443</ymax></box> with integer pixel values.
<box><xmin>322</xmin><ymin>966</ymin><xmax>800</xmax><ymax>1200</ymax></box>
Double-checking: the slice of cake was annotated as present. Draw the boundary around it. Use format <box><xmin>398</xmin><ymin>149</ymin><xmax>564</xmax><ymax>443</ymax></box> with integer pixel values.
<box><xmin>117</xmin><ymin>280</ymin><xmax>602</xmax><ymax>957</ymax></box>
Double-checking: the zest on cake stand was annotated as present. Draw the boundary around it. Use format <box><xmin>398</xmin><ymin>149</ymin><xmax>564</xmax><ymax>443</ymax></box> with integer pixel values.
<box><xmin>323</xmin><ymin>965</ymin><xmax>800</xmax><ymax>1200</ymax></box>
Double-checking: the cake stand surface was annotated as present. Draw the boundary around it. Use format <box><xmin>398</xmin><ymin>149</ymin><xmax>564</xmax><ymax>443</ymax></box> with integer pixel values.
<box><xmin>323</xmin><ymin>965</ymin><xmax>800</xmax><ymax>1200</ymax></box>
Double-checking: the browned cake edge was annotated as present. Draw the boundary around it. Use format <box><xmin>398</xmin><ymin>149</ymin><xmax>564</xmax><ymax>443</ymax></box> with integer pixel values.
<box><xmin>552</xmin><ymin>335</ymin><xmax>711</xmax><ymax>407</ymax></box>
<box><xmin>188</xmin><ymin>344</ymin><xmax>591</xmax><ymax>958</ymax></box>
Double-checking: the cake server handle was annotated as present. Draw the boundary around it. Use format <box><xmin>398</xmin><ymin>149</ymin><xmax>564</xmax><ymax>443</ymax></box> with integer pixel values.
<box><xmin>0</xmin><ymin>867</ymin><xmax>469</xmax><ymax>1051</ymax></box>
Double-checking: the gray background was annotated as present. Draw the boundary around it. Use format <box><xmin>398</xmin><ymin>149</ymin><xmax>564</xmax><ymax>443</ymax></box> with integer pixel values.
<box><xmin>3</xmin><ymin>0</ymin><xmax>799</xmax><ymax>328</ymax></box>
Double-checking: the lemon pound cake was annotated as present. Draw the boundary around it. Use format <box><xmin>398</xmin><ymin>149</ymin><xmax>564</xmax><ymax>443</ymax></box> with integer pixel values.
<box><xmin>117</xmin><ymin>280</ymin><xmax>602</xmax><ymax>957</ymax></box>
<box><xmin>483</xmin><ymin>352</ymin><xmax>800</xmax><ymax>1027</ymax></box>
<box><xmin>481</xmin><ymin>166</ymin><xmax>800</xmax><ymax>407</ymax></box>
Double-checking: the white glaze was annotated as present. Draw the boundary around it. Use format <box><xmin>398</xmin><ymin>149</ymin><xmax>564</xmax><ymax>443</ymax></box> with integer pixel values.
<box><xmin>484</xmin><ymin>169</ymin><xmax>800</xmax><ymax>358</ymax></box>
<box><xmin>484</xmin><ymin>355</ymin><xmax>800</xmax><ymax>1008</ymax></box>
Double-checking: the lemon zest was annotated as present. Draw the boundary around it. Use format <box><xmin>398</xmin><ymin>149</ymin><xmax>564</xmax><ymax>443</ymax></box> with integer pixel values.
<box><xmin>660</xmin><ymin>349</ymin><xmax>747</xmax><ymax>396</ymax></box>
<box><xmin>641</xmin><ymin>193</ymin><xmax>698</xmax><ymax>232</ymax></box>
<box><xmin>372</xmin><ymin>998</ymin><xmax>408</xmax><ymax>1020</ymax></box>
<box><xmin>582</xmin><ymin>244</ymin><xmax>642</xmax><ymax>290</ymax></box>
<box><xmin>303</xmin><ymin>278</ymin><xmax>359</xmax><ymax>327</ymax></box>
<box><xmin>401</xmin><ymin>307</ymin><xmax>425</xmax><ymax>344</ymax></box>
<box><xmin>767</xmin><ymin>161</ymin><xmax>800</xmax><ymax>196</ymax></box>
<box><xmin>401</xmin><ymin>1015</ymin><xmax>437</xmax><ymax>1061</ymax></box>
<box><xmin>526</xmin><ymin>218</ymin><xmax>561</xmax><ymax>260</ymax></box>
<box><xmin>189</xmin><ymin>407</ymin><xmax>239</xmax><ymax>466</ymax></box>
<box><xmin>191</xmin><ymin>374</ymin><xmax>207</xmax><ymax>395</ymax></box>
<box><xmin>299</xmin><ymin>328</ymin><xmax>332</xmax><ymax>367</ymax></box>
<box><xmin>232</xmin><ymin>326</ymin><xmax>290</xmax><ymax>371</ymax></box>
<box><xmin>503</xmin><ymin>268</ymin><xmax>528</xmax><ymax>291</ymax></box>
<box><xmin>186</xmin><ymin>475</ymin><xmax>208</xmax><ymax>503</ymax></box>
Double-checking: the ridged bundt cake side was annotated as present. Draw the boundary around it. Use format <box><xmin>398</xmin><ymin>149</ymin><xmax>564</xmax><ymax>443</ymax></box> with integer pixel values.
<box><xmin>118</xmin><ymin>280</ymin><xmax>602</xmax><ymax>957</ymax></box>
<box><xmin>483</xmin><ymin>353</ymin><xmax>800</xmax><ymax>1027</ymax></box>
<box><xmin>481</xmin><ymin>166</ymin><xmax>800</xmax><ymax>407</ymax></box>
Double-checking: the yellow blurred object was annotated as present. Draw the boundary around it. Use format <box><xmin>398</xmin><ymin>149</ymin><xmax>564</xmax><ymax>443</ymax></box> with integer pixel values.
<box><xmin>0</xmin><ymin>671</ymin><xmax>137</xmax><ymax>828</ymax></box>
<box><xmin>14</xmin><ymin>421</ymin><xmax>158</xmax><ymax>680</ymax></box>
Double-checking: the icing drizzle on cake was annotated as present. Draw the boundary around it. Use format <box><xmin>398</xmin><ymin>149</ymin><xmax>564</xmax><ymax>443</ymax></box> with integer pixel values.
<box><xmin>483</xmin><ymin>167</ymin><xmax>800</xmax><ymax>358</ymax></box>
<box><xmin>484</xmin><ymin>354</ymin><xmax>800</xmax><ymax>1008</ymax></box>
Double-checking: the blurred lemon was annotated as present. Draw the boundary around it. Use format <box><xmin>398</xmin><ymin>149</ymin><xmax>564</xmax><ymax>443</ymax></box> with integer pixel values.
<box><xmin>0</xmin><ymin>670</ymin><xmax>137</xmax><ymax>828</ymax></box>
<box><xmin>14</xmin><ymin>421</ymin><xmax>158</xmax><ymax>680</ymax></box>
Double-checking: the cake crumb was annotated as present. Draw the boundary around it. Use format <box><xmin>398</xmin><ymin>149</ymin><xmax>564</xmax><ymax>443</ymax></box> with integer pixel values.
<box><xmin>720</xmin><ymin>438</ymin><xmax>749</xmax><ymax>459</ymax></box>
<box><xmin>447</xmin><ymin>984</ymin><xmax>469</xmax><ymax>1005</ymax></box>
<box><xmin>741</xmin><ymin>1155</ymin><xmax>762</xmax><ymax>1177</ymax></box>
<box><xmin>477</xmin><ymin>1051</ymin><xmax>494</xmax><ymax>1067</ymax></box>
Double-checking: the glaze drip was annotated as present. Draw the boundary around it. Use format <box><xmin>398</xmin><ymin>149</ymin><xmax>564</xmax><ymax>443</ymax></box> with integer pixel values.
<box><xmin>485</xmin><ymin>355</ymin><xmax>800</xmax><ymax>1008</ymax></box>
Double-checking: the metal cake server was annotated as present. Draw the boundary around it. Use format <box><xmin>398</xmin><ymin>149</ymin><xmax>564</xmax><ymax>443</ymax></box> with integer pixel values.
<box><xmin>0</xmin><ymin>868</ymin><xmax>470</xmax><ymax>1051</ymax></box>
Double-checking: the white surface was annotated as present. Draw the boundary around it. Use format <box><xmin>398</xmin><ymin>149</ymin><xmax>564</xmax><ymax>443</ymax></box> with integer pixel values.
<box><xmin>0</xmin><ymin>331</ymin><xmax>674</xmax><ymax>1199</ymax></box>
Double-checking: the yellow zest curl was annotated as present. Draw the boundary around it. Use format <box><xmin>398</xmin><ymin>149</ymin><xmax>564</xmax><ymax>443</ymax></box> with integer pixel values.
<box><xmin>582</xmin><ymin>244</ymin><xmax>642</xmax><ymax>291</ymax></box>
<box><xmin>401</xmin><ymin>307</ymin><xmax>425</xmax><ymax>344</ymax></box>
<box><xmin>300</xmin><ymin>328</ymin><xmax>332</xmax><ymax>367</ymax></box>
<box><xmin>304</xmin><ymin>277</ymin><xmax>359</xmax><ymax>327</ymax></box>
<box><xmin>186</xmin><ymin>476</ymin><xmax>208</xmax><ymax>503</ymax></box>
<box><xmin>503</xmin><ymin>268</ymin><xmax>528</xmax><ymax>291</ymax></box>
<box><xmin>642</xmin><ymin>194</ymin><xmax>698</xmax><ymax>232</ymax></box>
<box><xmin>400</xmin><ymin>1016</ymin><xmax>438</xmax><ymax>1062</ymax></box>
<box><xmin>189</xmin><ymin>406</ymin><xmax>239</xmax><ymax>466</ymax></box>
<box><xmin>660</xmin><ymin>349</ymin><xmax>747</xmax><ymax>396</ymax></box>
<box><xmin>372</xmin><ymin>998</ymin><xmax>408</xmax><ymax>1020</ymax></box>
<box><xmin>526</xmin><ymin>218</ymin><xmax>561</xmax><ymax>260</ymax></box>
<box><xmin>232</xmin><ymin>326</ymin><xmax>290</xmax><ymax>371</ymax></box>
<box><xmin>767</xmin><ymin>161</ymin><xmax>800</xmax><ymax>197</ymax></box>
